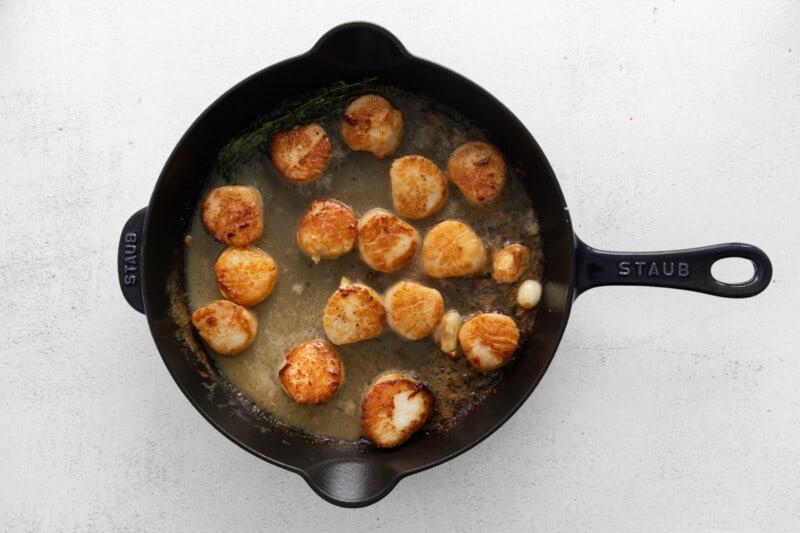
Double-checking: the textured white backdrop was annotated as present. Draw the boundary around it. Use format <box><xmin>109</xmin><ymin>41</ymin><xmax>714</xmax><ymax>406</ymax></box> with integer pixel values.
<box><xmin>1</xmin><ymin>1</ymin><xmax>798</xmax><ymax>531</ymax></box>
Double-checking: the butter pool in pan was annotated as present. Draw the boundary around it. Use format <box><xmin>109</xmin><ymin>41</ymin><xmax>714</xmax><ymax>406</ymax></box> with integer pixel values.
<box><xmin>184</xmin><ymin>87</ymin><xmax>543</xmax><ymax>442</ymax></box>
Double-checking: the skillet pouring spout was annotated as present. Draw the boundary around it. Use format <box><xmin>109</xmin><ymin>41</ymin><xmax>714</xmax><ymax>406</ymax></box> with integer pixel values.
<box><xmin>304</xmin><ymin>459</ymin><xmax>401</xmax><ymax>508</ymax></box>
<box><xmin>574</xmin><ymin>239</ymin><xmax>772</xmax><ymax>298</ymax></box>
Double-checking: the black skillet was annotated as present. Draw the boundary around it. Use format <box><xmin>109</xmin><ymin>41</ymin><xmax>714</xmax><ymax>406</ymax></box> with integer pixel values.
<box><xmin>117</xmin><ymin>22</ymin><xmax>772</xmax><ymax>507</ymax></box>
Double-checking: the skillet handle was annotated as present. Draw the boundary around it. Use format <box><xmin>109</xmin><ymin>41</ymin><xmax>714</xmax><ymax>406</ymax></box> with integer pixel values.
<box><xmin>575</xmin><ymin>239</ymin><xmax>772</xmax><ymax>298</ymax></box>
<box><xmin>118</xmin><ymin>207</ymin><xmax>147</xmax><ymax>313</ymax></box>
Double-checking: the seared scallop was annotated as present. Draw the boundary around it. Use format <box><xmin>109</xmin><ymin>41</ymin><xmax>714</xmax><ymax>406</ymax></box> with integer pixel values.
<box><xmin>191</xmin><ymin>300</ymin><xmax>257</xmax><ymax>356</ymax></box>
<box><xmin>361</xmin><ymin>372</ymin><xmax>435</xmax><ymax>448</ymax></box>
<box><xmin>269</xmin><ymin>122</ymin><xmax>332</xmax><ymax>183</ymax></box>
<box><xmin>201</xmin><ymin>185</ymin><xmax>264</xmax><ymax>246</ymax></box>
<box><xmin>341</xmin><ymin>94</ymin><xmax>403</xmax><ymax>159</ymax></box>
<box><xmin>384</xmin><ymin>281</ymin><xmax>444</xmax><ymax>340</ymax></box>
<box><xmin>421</xmin><ymin>220</ymin><xmax>488</xmax><ymax>278</ymax></box>
<box><xmin>322</xmin><ymin>278</ymin><xmax>386</xmax><ymax>345</ymax></box>
<box><xmin>390</xmin><ymin>155</ymin><xmax>448</xmax><ymax>219</ymax></box>
<box><xmin>278</xmin><ymin>340</ymin><xmax>343</xmax><ymax>404</ymax></box>
<box><xmin>214</xmin><ymin>246</ymin><xmax>277</xmax><ymax>307</ymax></box>
<box><xmin>458</xmin><ymin>313</ymin><xmax>520</xmax><ymax>373</ymax></box>
<box><xmin>492</xmin><ymin>244</ymin><xmax>530</xmax><ymax>284</ymax></box>
<box><xmin>296</xmin><ymin>199</ymin><xmax>358</xmax><ymax>263</ymax></box>
<box><xmin>447</xmin><ymin>141</ymin><xmax>507</xmax><ymax>205</ymax></box>
<box><xmin>358</xmin><ymin>208</ymin><xmax>419</xmax><ymax>273</ymax></box>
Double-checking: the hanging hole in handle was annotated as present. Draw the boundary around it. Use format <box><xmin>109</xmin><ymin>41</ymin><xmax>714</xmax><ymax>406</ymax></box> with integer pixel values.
<box><xmin>711</xmin><ymin>256</ymin><xmax>757</xmax><ymax>286</ymax></box>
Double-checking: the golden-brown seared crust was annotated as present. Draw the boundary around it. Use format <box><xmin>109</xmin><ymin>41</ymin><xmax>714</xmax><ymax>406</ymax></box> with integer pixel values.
<box><xmin>384</xmin><ymin>281</ymin><xmax>445</xmax><ymax>340</ymax></box>
<box><xmin>358</xmin><ymin>209</ymin><xmax>419</xmax><ymax>273</ymax></box>
<box><xmin>190</xmin><ymin>300</ymin><xmax>258</xmax><ymax>356</ymax></box>
<box><xmin>341</xmin><ymin>94</ymin><xmax>403</xmax><ymax>159</ymax></box>
<box><xmin>269</xmin><ymin>123</ymin><xmax>332</xmax><ymax>183</ymax></box>
<box><xmin>421</xmin><ymin>220</ymin><xmax>488</xmax><ymax>278</ymax></box>
<box><xmin>458</xmin><ymin>313</ymin><xmax>520</xmax><ymax>373</ymax></box>
<box><xmin>447</xmin><ymin>141</ymin><xmax>507</xmax><ymax>205</ymax></box>
<box><xmin>361</xmin><ymin>372</ymin><xmax>435</xmax><ymax>448</ymax></box>
<box><xmin>322</xmin><ymin>279</ymin><xmax>386</xmax><ymax>345</ymax></box>
<box><xmin>201</xmin><ymin>185</ymin><xmax>264</xmax><ymax>246</ymax></box>
<box><xmin>214</xmin><ymin>246</ymin><xmax>278</xmax><ymax>307</ymax></box>
<box><xmin>390</xmin><ymin>155</ymin><xmax>448</xmax><ymax>219</ymax></box>
<box><xmin>296</xmin><ymin>199</ymin><xmax>358</xmax><ymax>263</ymax></box>
<box><xmin>492</xmin><ymin>243</ymin><xmax>530</xmax><ymax>284</ymax></box>
<box><xmin>278</xmin><ymin>340</ymin><xmax>343</xmax><ymax>404</ymax></box>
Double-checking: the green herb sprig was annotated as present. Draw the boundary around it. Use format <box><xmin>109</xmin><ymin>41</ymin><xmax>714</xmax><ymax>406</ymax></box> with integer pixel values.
<box><xmin>216</xmin><ymin>76</ymin><xmax>378</xmax><ymax>179</ymax></box>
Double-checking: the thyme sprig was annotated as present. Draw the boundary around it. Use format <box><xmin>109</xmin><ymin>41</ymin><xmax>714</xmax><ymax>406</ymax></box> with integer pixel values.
<box><xmin>216</xmin><ymin>76</ymin><xmax>378</xmax><ymax>178</ymax></box>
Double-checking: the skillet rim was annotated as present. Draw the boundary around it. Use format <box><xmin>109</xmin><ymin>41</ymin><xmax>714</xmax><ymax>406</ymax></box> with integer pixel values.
<box><xmin>138</xmin><ymin>21</ymin><xmax>578</xmax><ymax>507</ymax></box>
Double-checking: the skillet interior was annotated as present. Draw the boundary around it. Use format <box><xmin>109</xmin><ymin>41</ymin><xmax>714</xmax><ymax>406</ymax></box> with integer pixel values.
<box><xmin>141</xmin><ymin>22</ymin><xmax>575</xmax><ymax>506</ymax></box>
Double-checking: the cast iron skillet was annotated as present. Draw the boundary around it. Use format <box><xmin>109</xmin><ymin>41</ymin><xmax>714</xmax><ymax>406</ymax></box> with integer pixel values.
<box><xmin>117</xmin><ymin>22</ymin><xmax>772</xmax><ymax>507</ymax></box>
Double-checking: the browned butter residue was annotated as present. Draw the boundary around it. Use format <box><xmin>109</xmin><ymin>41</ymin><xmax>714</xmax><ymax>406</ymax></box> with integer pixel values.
<box><xmin>183</xmin><ymin>87</ymin><xmax>543</xmax><ymax>442</ymax></box>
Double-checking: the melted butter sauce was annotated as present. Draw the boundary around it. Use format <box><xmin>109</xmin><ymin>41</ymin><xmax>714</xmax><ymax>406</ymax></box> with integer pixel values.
<box><xmin>184</xmin><ymin>88</ymin><xmax>542</xmax><ymax>441</ymax></box>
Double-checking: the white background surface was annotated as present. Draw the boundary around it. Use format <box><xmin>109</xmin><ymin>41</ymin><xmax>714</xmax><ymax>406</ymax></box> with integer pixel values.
<box><xmin>2</xmin><ymin>1</ymin><xmax>798</xmax><ymax>531</ymax></box>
